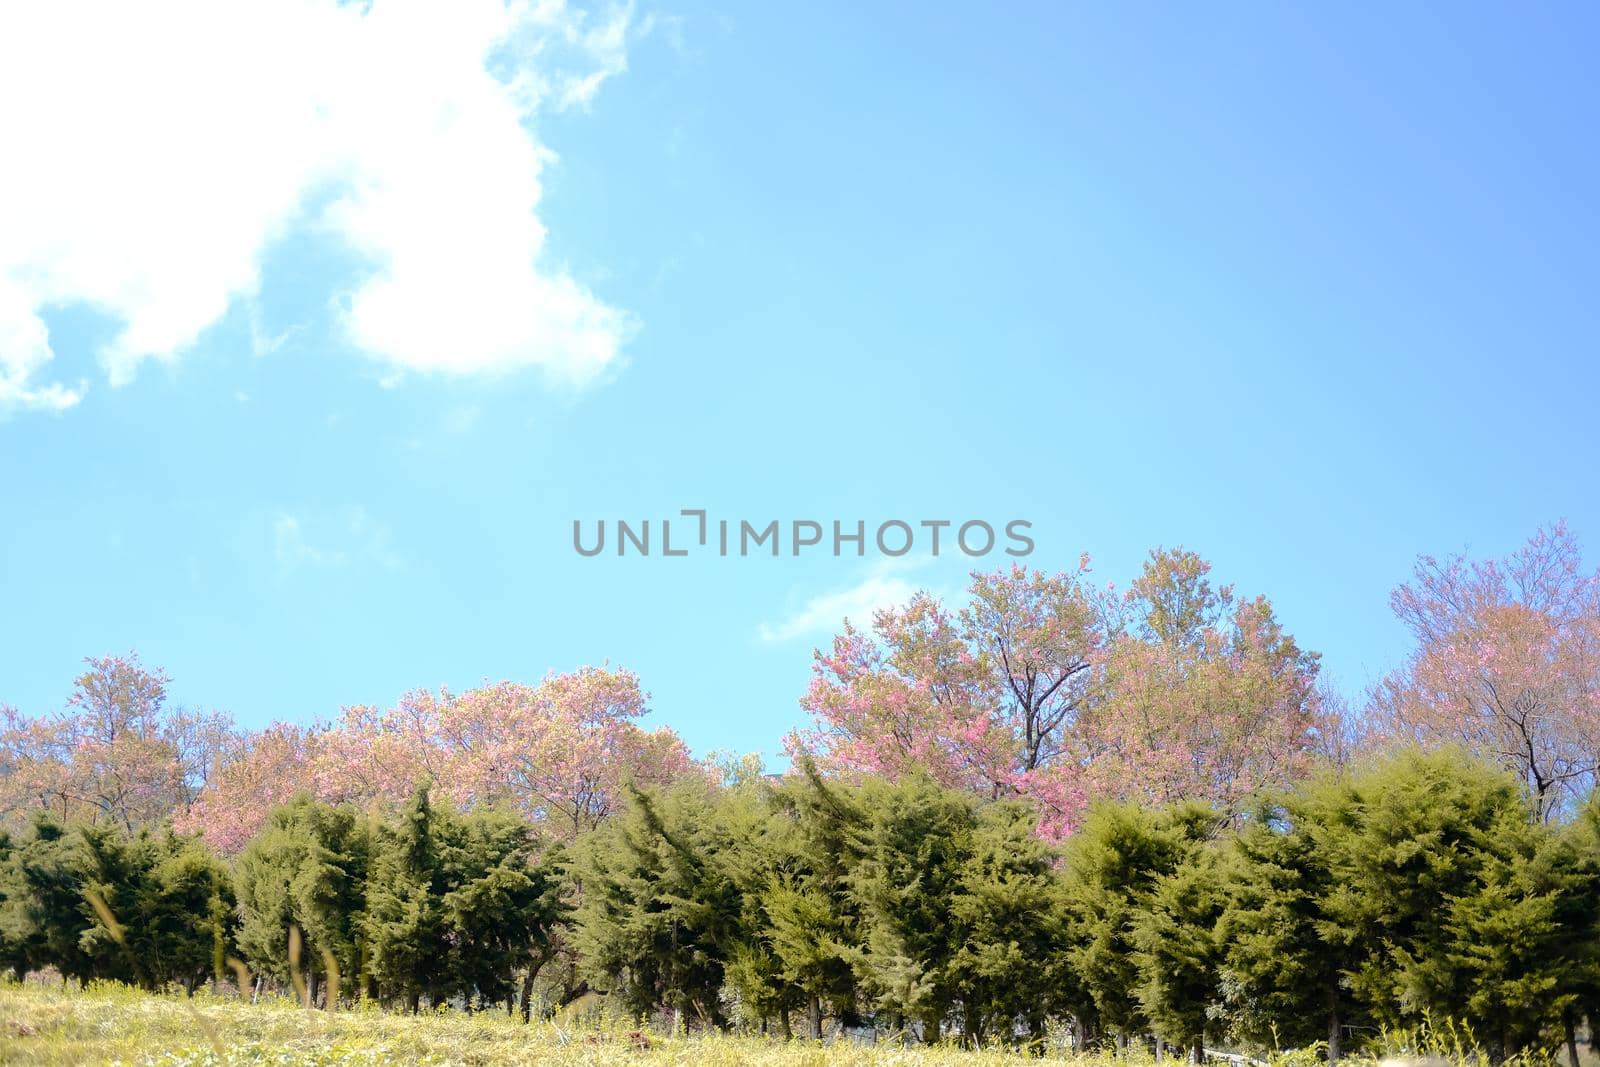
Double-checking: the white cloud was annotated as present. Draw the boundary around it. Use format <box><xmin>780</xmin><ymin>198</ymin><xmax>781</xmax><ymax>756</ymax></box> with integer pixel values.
<box><xmin>0</xmin><ymin>0</ymin><xmax>637</xmax><ymax>414</ymax></box>
<box><xmin>274</xmin><ymin>515</ymin><xmax>340</xmax><ymax>573</ymax></box>
<box><xmin>758</xmin><ymin>565</ymin><xmax>927</xmax><ymax>646</ymax></box>
<box><xmin>442</xmin><ymin>404</ymin><xmax>483</xmax><ymax>434</ymax></box>
<box><xmin>273</xmin><ymin>507</ymin><xmax>401</xmax><ymax>579</ymax></box>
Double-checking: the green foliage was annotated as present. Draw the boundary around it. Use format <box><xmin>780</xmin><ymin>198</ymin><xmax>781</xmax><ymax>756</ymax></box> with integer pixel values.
<box><xmin>572</xmin><ymin>777</ymin><xmax>743</xmax><ymax>1028</ymax></box>
<box><xmin>234</xmin><ymin>794</ymin><xmax>371</xmax><ymax>991</ymax></box>
<box><xmin>0</xmin><ymin>815</ymin><xmax>232</xmax><ymax>991</ymax></box>
<box><xmin>233</xmin><ymin>786</ymin><xmax>565</xmax><ymax>1013</ymax></box>
<box><xmin>7</xmin><ymin>744</ymin><xmax>1600</xmax><ymax>1061</ymax></box>
<box><xmin>1324</xmin><ymin>748</ymin><xmax>1574</xmax><ymax>1056</ymax></box>
<box><xmin>77</xmin><ymin>822</ymin><xmax>235</xmax><ymax>991</ymax></box>
<box><xmin>754</xmin><ymin>759</ymin><xmax>866</xmax><ymax>1036</ymax></box>
<box><xmin>366</xmin><ymin>785</ymin><xmax>565</xmax><ymax>1011</ymax></box>
<box><xmin>845</xmin><ymin>773</ymin><xmax>976</xmax><ymax>1043</ymax></box>
<box><xmin>0</xmin><ymin>813</ymin><xmax>95</xmax><ymax>982</ymax></box>
<box><xmin>1060</xmin><ymin>800</ymin><xmax>1214</xmax><ymax>1042</ymax></box>
<box><xmin>1129</xmin><ymin>816</ymin><xmax>1223</xmax><ymax>1054</ymax></box>
<box><xmin>1217</xmin><ymin>786</ymin><xmax>1359</xmax><ymax>1055</ymax></box>
<box><xmin>947</xmin><ymin>799</ymin><xmax>1070</xmax><ymax>1046</ymax></box>
<box><xmin>1219</xmin><ymin>748</ymin><xmax>1600</xmax><ymax>1061</ymax></box>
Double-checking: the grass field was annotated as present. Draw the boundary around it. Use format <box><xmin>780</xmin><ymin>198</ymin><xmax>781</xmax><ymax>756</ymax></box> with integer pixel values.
<box><xmin>0</xmin><ymin>980</ymin><xmax>1110</xmax><ymax>1067</ymax></box>
<box><xmin>0</xmin><ymin>980</ymin><xmax>1498</xmax><ymax>1067</ymax></box>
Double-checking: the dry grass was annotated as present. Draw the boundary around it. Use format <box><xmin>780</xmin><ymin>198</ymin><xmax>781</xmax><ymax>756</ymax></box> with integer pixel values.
<box><xmin>0</xmin><ymin>980</ymin><xmax>1074</xmax><ymax>1066</ymax></box>
<box><xmin>2</xmin><ymin>981</ymin><xmax>1529</xmax><ymax>1067</ymax></box>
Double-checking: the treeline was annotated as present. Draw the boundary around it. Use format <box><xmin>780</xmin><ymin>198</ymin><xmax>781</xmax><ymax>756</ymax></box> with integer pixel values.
<box><xmin>4</xmin><ymin>524</ymin><xmax>1598</xmax><ymax>1061</ymax></box>
<box><xmin>5</xmin><ymin>747</ymin><xmax>1600</xmax><ymax>1063</ymax></box>
<box><xmin>8</xmin><ymin>524</ymin><xmax>1598</xmax><ymax>854</ymax></box>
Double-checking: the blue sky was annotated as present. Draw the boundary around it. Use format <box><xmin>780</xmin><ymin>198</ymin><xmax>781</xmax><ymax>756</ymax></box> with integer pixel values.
<box><xmin>3</xmin><ymin>2</ymin><xmax>1598</xmax><ymax>764</ymax></box>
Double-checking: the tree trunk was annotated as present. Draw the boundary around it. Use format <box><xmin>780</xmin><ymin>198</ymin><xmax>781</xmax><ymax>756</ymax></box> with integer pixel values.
<box><xmin>808</xmin><ymin>995</ymin><xmax>822</xmax><ymax>1040</ymax></box>
<box><xmin>780</xmin><ymin>1010</ymin><xmax>792</xmax><ymax>1040</ymax></box>
<box><xmin>519</xmin><ymin>969</ymin><xmax>537</xmax><ymax>1023</ymax></box>
<box><xmin>924</xmin><ymin>1012</ymin><xmax>941</xmax><ymax>1045</ymax></box>
<box><xmin>1566</xmin><ymin>1012</ymin><xmax>1581</xmax><ymax>1067</ymax></box>
<box><xmin>1327</xmin><ymin>980</ymin><xmax>1342</xmax><ymax>1063</ymax></box>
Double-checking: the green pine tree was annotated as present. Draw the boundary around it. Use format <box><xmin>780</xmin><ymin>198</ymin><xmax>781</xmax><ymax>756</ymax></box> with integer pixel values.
<box><xmin>234</xmin><ymin>794</ymin><xmax>370</xmax><ymax>1003</ymax></box>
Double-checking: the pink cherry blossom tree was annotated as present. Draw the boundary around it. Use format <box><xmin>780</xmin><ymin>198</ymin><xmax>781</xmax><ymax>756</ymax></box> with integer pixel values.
<box><xmin>789</xmin><ymin>561</ymin><xmax>1109</xmax><ymax>838</ymax></box>
<box><xmin>174</xmin><ymin>666</ymin><xmax>699</xmax><ymax>852</ymax></box>
<box><xmin>791</xmin><ymin>551</ymin><xmax>1326</xmax><ymax>837</ymax></box>
<box><xmin>0</xmin><ymin>654</ymin><xmax>234</xmax><ymax>832</ymax></box>
<box><xmin>171</xmin><ymin>721</ymin><xmax>316</xmax><ymax>853</ymax></box>
<box><xmin>415</xmin><ymin>668</ymin><xmax>700</xmax><ymax>837</ymax></box>
<box><xmin>1371</xmin><ymin>522</ymin><xmax>1600</xmax><ymax>820</ymax></box>
<box><xmin>1078</xmin><ymin>549</ymin><xmax>1325</xmax><ymax>813</ymax></box>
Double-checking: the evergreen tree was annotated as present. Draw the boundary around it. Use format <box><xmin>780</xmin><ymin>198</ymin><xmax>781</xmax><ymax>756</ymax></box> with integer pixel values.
<box><xmin>1130</xmin><ymin>816</ymin><xmax>1224</xmax><ymax>1060</ymax></box>
<box><xmin>234</xmin><ymin>794</ymin><xmax>370</xmax><ymax>1003</ymax></box>
<box><xmin>846</xmin><ymin>772</ymin><xmax>976</xmax><ymax>1044</ymax></box>
<box><xmin>573</xmin><ymin>778</ymin><xmax>742</xmax><ymax>1030</ymax></box>
<box><xmin>364</xmin><ymin>785</ymin><xmax>447</xmax><ymax>1011</ymax></box>
<box><xmin>1562</xmin><ymin>797</ymin><xmax>1600</xmax><ymax>1067</ymax></box>
<box><xmin>1324</xmin><ymin>747</ymin><xmax>1591</xmax><ymax>1061</ymax></box>
<box><xmin>435</xmin><ymin>803</ymin><xmax>566</xmax><ymax>1014</ymax></box>
<box><xmin>948</xmin><ymin>798</ymin><xmax>1070</xmax><ymax>1048</ymax></box>
<box><xmin>1436</xmin><ymin>789</ymin><xmax>1599</xmax><ymax>1061</ymax></box>
<box><xmin>710</xmin><ymin>773</ymin><xmax>802</xmax><ymax>1036</ymax></box>
<box><xmin>77</xmin><ymin>823</ymin><xmax>233</xmax><ymax>992</ymax></box>
<box><xmin>1061</xmin><ymin>799</ymin><xmax>1215</xmax><ymax>1048</ymax></box>
<box><xmin>0</xmin><ymin>814</ymin><xmax>94</xmax><ymax>982</ymax></box>
<box><xmin>1217</xmin><ymin>785</ymin><xmax>1364</xmax><ymax>1059</ymax></box>
<box><xmin>755</xmin><ymin>758</ymin><xmax>865</xmax><ymax>1038</ymax></box>
<box><xmin>0</xmin><ymin>828</ymin><xmax>19</xmax><ymax>979</ymax></box>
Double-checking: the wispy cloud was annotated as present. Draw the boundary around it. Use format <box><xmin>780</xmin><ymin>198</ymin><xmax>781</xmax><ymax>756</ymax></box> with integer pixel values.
<box><xmin>758</xmin><ymin>558</ymin><xmax>948</xmax><ymax>645</ymax></box>
<box><xmin>442</xmin><ymin>404</ymin><xmax>483</xmax><ymax>435</ymax></box>
<box><xmin>0</xmin><ymin>0</ymin><xmax>640</xmax><ymax>415</ymax></box>
<box><xmin>273</xmin><ymin>507</ymin><xmax>401</xmax><ymax>580</ymax></box>
<box><xmin>273</xmin><ymin>516</ymin><xmax>340</xmax><ymax>573</ymax></box>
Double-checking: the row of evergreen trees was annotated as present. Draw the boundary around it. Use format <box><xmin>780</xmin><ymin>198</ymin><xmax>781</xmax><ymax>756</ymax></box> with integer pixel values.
<box><xmin>3</xmin><ymin>747</ymin><xmax>1599</xmax><ymax>1062</ymax></box>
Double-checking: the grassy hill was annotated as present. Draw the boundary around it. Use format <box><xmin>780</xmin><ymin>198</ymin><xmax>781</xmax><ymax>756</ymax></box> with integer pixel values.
<box><xmin>2</xmin><ymin>980</ymin><xmax>1074</xmax><ymax>1067</ymax></box>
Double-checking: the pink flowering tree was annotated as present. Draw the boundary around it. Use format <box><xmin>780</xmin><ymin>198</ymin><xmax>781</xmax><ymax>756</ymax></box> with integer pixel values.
<box><xmin>422</xmin><ymin>667</ymin><xmax>700</xmax><ymax>838</ymax></box>
<box><xmin>0</xmin><ymin>654</ymin><xmax>238</xmax><ymax>832</ymax></box>
<box><xmin>309</xmin><ymin>695</ymin><xmax>447</xmax><ymax>806</ymax></box>
<box><xmin>792</xmin><ymin>551</ymin><xmax>1326</xmax><ymax>837</ymax></box>
<box><xmin>171</xmin><ymin>721</ymin><xmax>317</xmax><ymax>853</ymax></box>
<box><xmin>1371</xmin><ymin>522</ymin><xmax>1600</xmax><ymax>820</ymax></box>
<box><xmin>175</xmin><ymin>665</ymin><xmax>699</xmax><ymax>852</ymax></box>
<box><xmin>1079</xmin><ymin>549</ymin><xmax>1325</xmax><ymax>813</ymax></box>
<box><xmin>790</xmin><ymin>562</ymin><xmax>1108</xmax><ymax>838</ymax></box>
